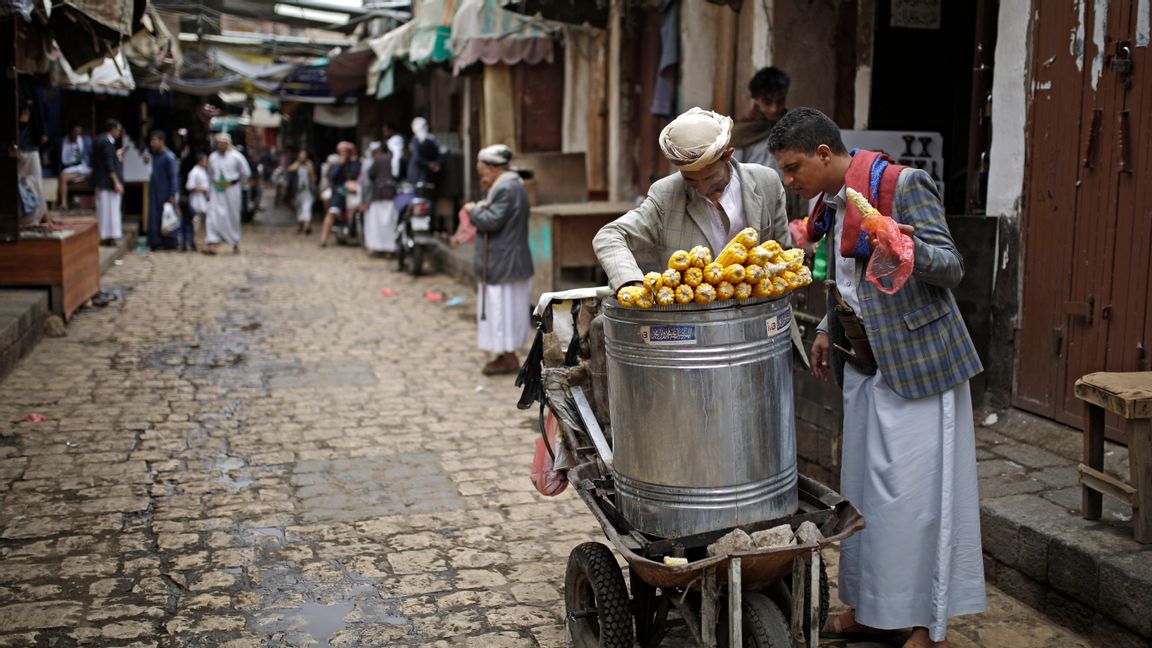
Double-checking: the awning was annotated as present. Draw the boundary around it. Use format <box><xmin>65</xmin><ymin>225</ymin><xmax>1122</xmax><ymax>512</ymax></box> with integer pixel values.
<box><xmin>498</xmin><ymin>0</ymin><xmax>609</xmax><ymax>29</ymax></box>
<box><xmin>450</xmin><ymin>0</ymin><xmax>561</xmax><ymax>74</ymax></box>
<box><xmin>278</xmin><ymin>63</ymin><xmax>340</xmax><ymax>104</ymax></box>
<box><xmin>61</xmin><ymin>0</ymin><xmax>135</xmax><ymax>37</ymax></box>
<box><xmin>55</xmin><ymin>51</ymin><xmax>136</xmax><ymax>95</ymax></box>
<box><xmin>215</xmin><ymin>49</ymin><xmax>296</xmax><ymax>82</ymax></box>
<box><xmin>367</xmin><ymin>20</ymin><xmax>414</xmax><ymax>98</ymax></box>
<box><xmin>313</xmin><ymin>104</ymin><xmax>359</xmax><ymax>128</ymax></box>
<box><xmin>326</xmin><ymin>46</ymin><xmax>375</xmax><ymax>97</ymax></box>
<box><xmin>409</xmin><ymin>0</ymin><xmax>457</xmax><ymax>66</ymax></box>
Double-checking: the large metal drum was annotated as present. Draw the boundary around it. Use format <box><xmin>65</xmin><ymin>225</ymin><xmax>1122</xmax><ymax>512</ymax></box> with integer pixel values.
<box><xmin>603</xmin><ymin>297</ymin><xmax>798</xmax><ymax>538</ymax></box>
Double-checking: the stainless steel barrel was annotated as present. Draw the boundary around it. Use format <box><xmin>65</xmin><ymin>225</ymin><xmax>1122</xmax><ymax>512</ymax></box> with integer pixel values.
<box><xmin>603</xmin><ymin>297</ymin><xmax>798</xmax><ymax>538</ymax></box>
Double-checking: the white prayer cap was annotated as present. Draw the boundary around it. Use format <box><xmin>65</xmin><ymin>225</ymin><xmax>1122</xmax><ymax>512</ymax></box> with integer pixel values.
<box><xmin>412</xmin><ymin>117</ymin><xmax>429</xmax><ymax>141</ymax></box>
<box><xmin>367</xmin><ymin>140</ymin><xmax>382</xmax><ymax>154</ymax></box>
<box><xmin>658</xmin><ymin>107</ymin><xmax>733</xmax><ymax>171</ymax></box>
<box><xmin>477</xmin><ymin>144</ymin><xmax>513</xmax><ymax>167</ymax></box>
<box><xmin>214</xmin><ymin>132</ymin><xmax>233</xmax><ymax>145</ymax></box>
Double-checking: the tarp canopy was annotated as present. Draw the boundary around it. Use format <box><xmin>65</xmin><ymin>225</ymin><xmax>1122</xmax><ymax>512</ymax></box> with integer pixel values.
<box><xmin>451</xmin><ymin>0</ymin><xmax>561</xmax><ymax>74</ymax></box>
<box><xmin>498</xmin><ymin>0</ymin><xmax>609</xmax><ymax>29</ymax></box>
<box><xmin>367</xmin><ymin>20</ymin><xmax>414</xmax><ymax>98</ymax></box>
<box><xmin>409</xmin><ymin>0</ymin><xmax>457</xmax><ymax>66</ymax></box>
<box><xmin>326</xmin><ymin>45</ymin><xmax>375</xmax><ymax>97</ymax></box>
<box><xmin>55</xmin><ymin>51</ymin><xmax>136</xmax><ymax>95</ymax></box>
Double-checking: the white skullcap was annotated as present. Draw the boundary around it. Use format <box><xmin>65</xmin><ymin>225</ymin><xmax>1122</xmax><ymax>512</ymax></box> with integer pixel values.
<box><xmin>215</xmin><ymin>132</ymin><xmax>233</xmax><ymax>145</ymax></box>
<box><xmin>412</xmin><ymin>117</ymin><xmax>429</xmax><ymax>141</ymax></box>
<box><xmin>658</xmin><ymin>107</ymin><xmax>733</xmax><ymax>171</ymax></box>
<box><xmin>477</xmin><ymin>144</ymin><xmax>513</xmax><ymax>167</ymax></box>
<box><xmin>367</xmin><ymin>140</ymin><xmax>382</xmax><ymax>154</ymax></box>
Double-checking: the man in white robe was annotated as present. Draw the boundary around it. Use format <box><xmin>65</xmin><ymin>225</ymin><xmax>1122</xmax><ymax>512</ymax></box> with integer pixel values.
<box><xmin>205</xmin><ymin>132</ymin><xmax>250</xmax><ymax>254</ymax></box>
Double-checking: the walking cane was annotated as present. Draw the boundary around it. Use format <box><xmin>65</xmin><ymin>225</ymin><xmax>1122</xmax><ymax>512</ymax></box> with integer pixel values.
<box><xmin>480</xmin><ymin>233</ymin><xmax>489</xmax><ymax>321</ymax></box>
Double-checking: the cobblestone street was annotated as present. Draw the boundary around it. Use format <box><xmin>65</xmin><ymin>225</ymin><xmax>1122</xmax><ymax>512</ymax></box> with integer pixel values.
<box><xmin>0</xmin><ymin>207</ymin><xmax>1097</xmax><ymax>647</ymax></box>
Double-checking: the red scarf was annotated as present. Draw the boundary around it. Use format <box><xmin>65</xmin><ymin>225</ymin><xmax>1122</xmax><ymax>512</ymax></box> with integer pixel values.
<box><xmin>806</xmin><ymin>149</ymin><xmax>905</xmax><ymax>259</ymax></box>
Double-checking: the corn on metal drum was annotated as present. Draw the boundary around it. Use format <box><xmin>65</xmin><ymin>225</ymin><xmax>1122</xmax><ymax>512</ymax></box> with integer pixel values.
<box><xmin>603</xmin><ymin>296</ymin><xmax>798</xmax><ymax>538</ymax></box>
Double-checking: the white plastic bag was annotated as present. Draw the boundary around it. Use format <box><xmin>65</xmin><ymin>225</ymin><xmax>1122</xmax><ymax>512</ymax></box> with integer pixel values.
<box><xmin>160</xmin><ymin>202</ymin><xmax>180</xmax><ymax>234</ymax></box>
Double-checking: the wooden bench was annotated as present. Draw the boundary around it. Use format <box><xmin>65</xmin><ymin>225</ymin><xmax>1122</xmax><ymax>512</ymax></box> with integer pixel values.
<box><xmin>1074</xmin><ymin>371</ymin><xmax>1152</xmax><ymax>543</ymax></box>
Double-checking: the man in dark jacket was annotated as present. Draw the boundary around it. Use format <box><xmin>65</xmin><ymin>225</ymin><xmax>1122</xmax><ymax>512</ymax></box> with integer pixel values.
<box><xmin>92</xmin><ymin>119</ymin><xmax>125</xmax><ymax>245</ymax></box>
<box><xmin>468</xmin><ymin>144</ymin><xmax>533</xmax><ymax>375</ymax></box>
<box><xmin>147</xmin><ymin>131</ymin><xmax>180</xmax><ymax>250</ymax></box>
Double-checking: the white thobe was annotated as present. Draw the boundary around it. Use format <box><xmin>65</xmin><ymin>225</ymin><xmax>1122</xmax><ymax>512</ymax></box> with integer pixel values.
<box><xmin>61</xmin><ymin>139</ymin><xmax>91</xmax><ymax>177</ymax></box>
<box><xmin>476</xmin><ymin>279</ymin><xmax>533</xmax><ymax>354</ymax></box>
<box><xmin>185</xmin><ymin>165</ymin><xmax>209</xmax><ymax>215</ymax></box>
<box><xmin>206</xmin><ymin>149</ymin><xmax>249</xmax><ymax>246</ymax></box>
<box><xmin>826</xmin><ymin>188</ymin><xmax>987</xmax><ymax>642</ymax></box>
<box><xmin>363</xmin><ymin>200</ymin><xmax>397</xmax><ymax>252</ymax></box>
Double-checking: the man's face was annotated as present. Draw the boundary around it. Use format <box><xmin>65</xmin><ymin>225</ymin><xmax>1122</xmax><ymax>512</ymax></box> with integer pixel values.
<box><xmin>216</xmin><ymin>139</ymin><xmax>229</xmax><ymax>153</ymax></box>
<box><xmin>69</xmin><ymin>127</ymin><xmax>82</xmax><ymax>140</ymax></box>
<box><xmin>150</xmin><ymin>136</ymin><xmax>163</xmax><ymax>152</ymax></box>
<box><xmin>753</xmin><ymin>93</ymin><xmax>787</xmax><ymax>123</ymax></box>
<box><xmin>772</xmin><ymin>146</ymin><xmax>837</xmax><ymax>200</ymax></box>
<box><xmin>679</xmin><ymin>149</ymin><xmax>735</xmax><ymax>202</ymax></box>
<box><xmin>198</xmin><ymin>157</ymin><xmax>208</xmax><ymax>168</ymax></box>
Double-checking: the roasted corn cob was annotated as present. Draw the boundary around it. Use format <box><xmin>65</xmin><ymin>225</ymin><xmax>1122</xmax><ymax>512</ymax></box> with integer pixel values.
<box><xmin>674</xmin><ymin>284</ymin><xmax>695</xmax><ymax>304</ymax></box>
<box><xmin>735</xmin><ymin>281</ymin><xmax>753</xmax><ymax>300</ymax></box>
<box><xmin>683</xmin><ymin>267</ymin><xmax>704</xmax><ymax>288</ymax></box>
<box><xmin>744</xmin><ymin>263</ymin><xmax>766</xmax><ymax>284</ymax></box>
<box><xmin>703</xmin><ymin>262</ymin><xmax>725</xmax><ymax>285</ymax></box>
<box><xmin>635</xmin><ymin>289</ymin><xmax>655</xmax><ymax>308</ymax></box>
<box><xmin>668</xmin><ymin>249</ymin><xmax>691</xmax><ymax>271</ymax></box>
<box><xmin>716</xmin><ymin>281</ymin><xmax>735</xmax><ymax>301</ymax></box>
<box><xmin>617</xmin><ymin>286</ymin><xmax>648</xmax><ymax>306</ymax></box>
<box><xmin>661</xmin><ymin>268</ymin><xmax>682</xmax><ymax>288</ymax></box>
<box><xmin>656</xmin><ymin>285</ymin><xmax>676</xmax><ymax>305</ymax></box>
<box><xmin>643</xmin><ymin>272</ymin><xmax>663</xmax><ymax>294</ymax></box>
<box><xmin>746</xmin><ymin>244</ymin><xmax>774</xmax><ymax>266</ymax></box>
<box><xmin>779</xmin><ymin>248</ymin><xmax>805</xmax><ymax>271</ymax></box>
<box><xmin>715</xmin><ymin>242</ymin><xmax>749</xmax><ymax>267</ymax></box>
<box><xmin>722</xmin><ymin>264</ymin><xmax>746</xmax><ymax>284</ymax></box>
<box><xmin>731</xmin><ymin>227</ymin><xmax>759</xmax><ymax>249</ymax></box>
<box><xmin>694</xmin><ymin>283</ymin><xmax>716</xmax><ymax>305</ymax></box>
<box><xmin>688</xmin><ymin>245</ymin><xmax>713</xmax><ymax>268</ymax></box>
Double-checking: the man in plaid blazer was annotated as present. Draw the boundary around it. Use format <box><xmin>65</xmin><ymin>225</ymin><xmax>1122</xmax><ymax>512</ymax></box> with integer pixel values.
<box><xmin>594</xmin><ymin>107</ymin><xmax>792</xmax><ymax>289</ymax></box>
<box><xmin>768</xmin><ymin>108</ymin><xmax>985</xmax><ymax>648</ymax></box>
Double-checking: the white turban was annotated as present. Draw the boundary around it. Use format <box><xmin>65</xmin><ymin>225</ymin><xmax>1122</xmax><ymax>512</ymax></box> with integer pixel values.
<box><xmin>658</xmin><ymin>107</ymin><xmax>733</xmax><ymax>171</ymax></box>
<box><xmin>477</xmin><ymin>144</ymin><xmax>513</xmax><ymax>167</ymax></box>
<box><xmin>412</xmin><ymin>117</ymin><xmax>429</xmax><ymax>142</ymax></box>
<box><xmin>214</xmin><ymin>132</ymin><xmax>233</xmax><ymax>148</ymax></box>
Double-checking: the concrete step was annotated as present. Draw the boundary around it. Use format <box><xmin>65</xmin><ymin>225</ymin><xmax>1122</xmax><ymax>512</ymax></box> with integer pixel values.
<box><xmin>0</xmin><ymin>289</ymin><xmax>50</xmax><ymax>383</ymax></box>
<box><xmin>976</xmin><ymin>408</ymin><xmax>1151</xmax><ymax>647</ymax></box>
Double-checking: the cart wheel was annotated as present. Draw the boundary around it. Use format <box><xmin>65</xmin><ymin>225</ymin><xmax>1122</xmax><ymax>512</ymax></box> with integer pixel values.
<box><xmin>719</xmin><ymin>592</ymin><xmax>791</xmax><ymax>648</ymax></box>
<box><xmin>564</xmin><ymin>542</ymin><xmax>634</xmax><ymax>648</ymax></box>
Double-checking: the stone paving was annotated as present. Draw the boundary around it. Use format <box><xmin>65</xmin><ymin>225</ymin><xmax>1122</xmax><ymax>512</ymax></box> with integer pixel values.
<box><xmin>0</xmin><ymin>204</ymin><xmax>1099</xmax><ymax>647</ymax></box>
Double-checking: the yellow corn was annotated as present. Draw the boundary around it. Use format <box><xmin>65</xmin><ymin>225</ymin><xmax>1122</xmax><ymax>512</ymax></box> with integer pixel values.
<box><xmin>656</xmin><ymin>285</ymin><xmax>676</xmax><ymax>305</ymax></box>
<box><xmin>635</xmin><ymin>289</ymin><xmax>654</xmax><ymax>308</ymax></box>
<box><xmin>643</xmin><ymin>272</ymin><xmax>663</xmax><ymax>294</ymax></box>
<box><xmin>683</xmin><ymin>266</ymin><xmax>704</xmax><ymax>288</ymax></box>
<box><xmin>772</xmin><ymin>275</ymin><xmax>789</xmax><ymax>294</ymax></box>
<box><xmin>731</xmin><ymin>227</ymin><xmax>759</xmax><ymax>249</ymax></box>
<box><xmin>688</xmin><ymin>245</ymin><xmax>713</xmax><ymax>268</ymax></box>
<box><xmin>846</xmin><ymin>187</ymin><xmax>881</xmax><ymax>218</ymax></box>
<box><xmin>674</xmin><ymin>284</ymin><xmax>695</xmax><ymax>304</ymax></box>
<box><xmin>753</xmin><ymin>277</ymin><xmax>773</xmax><ymax>298</ymax></box>
<box><xmin>780</xmin><ymin>270</ymin><xmax>798</xmax><ymax>284</ymax></box>
<box><xmin>715</xmin><ymin>242</ymin><xmax>748</xmax><ymax>267</ymax></box>
<box><xmin>694</xmin><ymin>283</ymin><xmax>716</xmax><ymax>305</ymax></box>
<box><xmin>703</xmin><ymin>262</ymin><xmax>725</xmax><ymax>285</ymax></box>
<box><xmin>668</xmin><ymin>249</ymin><xmax>691</xmax><ymax>271</ymax></box>
<box><xmin>735</xmin><ymin>281</ymin><xmax>753</xmax><ymax>300</ymax></box>
<box><xmin>722</xmin><ymin>264</ymin><xmax>746</xmax><ymax>284</ymax></box>
<box><xmin>779</xmin><ymin>248</ymin><xmax>804</xmax><ymax>271</ymax></box>
<box><xmin>617</xmin><ymin>286</ymin><xmax>648</xmax><ymax>306</ymax></box>
<box><xmin>716</xmin><ymin>281</ymin><xmax>735</xmax><ymax>300</ymax></box>
<box><xmin>744</xmin><ymin>264</ymin><xmax>766</xmax><ymax>283</ymax></box>
<box><xmin>661</xmin><ymin>268</ymin><xmax>682</xmax><ymax>288</ymax></box>
<box><xmin>746</xmin><ymin>244</ymin><xmax>774</xmax><ymax>266</ymax></box>
<box><xmin>791</xmin><ymin>266</ymin><xmax>813</xmax><ymax>287</ymax></box>
<box><xmin>760</xmin><ymin>240</ymin><xmax>783</xmax><ymax>258</ymax></box>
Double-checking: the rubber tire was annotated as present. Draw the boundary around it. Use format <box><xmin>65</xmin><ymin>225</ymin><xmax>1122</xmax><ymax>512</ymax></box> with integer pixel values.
<box><xmin>719</xmin><ymin>592</ymin><xmax>792</xmax><ymax>648</ymax></box>
<box><xmin>409</xmin><ymin>245</ymin><xmax>425</xmax><ymax>276</ymax></box>
<box><xmin>564</xmin><ymin>542</ymin><xmax>633</xmax><ymax>648</ymax></box>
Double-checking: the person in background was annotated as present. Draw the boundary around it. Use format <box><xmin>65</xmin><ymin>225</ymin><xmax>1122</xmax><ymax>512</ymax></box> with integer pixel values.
<box><xmin>91</xmin><ymin>119</ymin><xmax>125</xmax><ymax>245</ymax></box>
<box><xmin>58</xmin><ymin>123</ymin><xmax>92</xmax><ymax>210</ymax></box>
<box><xmin>204</xmin><ymin>132</ymin><xmax>250</xmax><ymax>254</ymax></box>
<box><xmin>289</xmin><ymin>148</ymin><xmax>316</xmax><ymax>235</ymax></box>
<box><xmin>183</xmin><ymin>153</ymin><xmax>209</xmax><ymax>252</ymax></box>
<box><xmin>17</xmin><ymin>102</ymin><xmax>49</xmax><ymax>227</ymax></box>
<box><xmin>768</xmin><ymin>107</ymin><xmax>985</xmax><ymax>648</ymax></box>
<box><xmin>467</xmin><ymin>145</ymin><xmax>533</xmax><ymax>375</ymax></box>
<box><xmin>406</xmin><ymin>117</ymin><xmax>441</xmax><ymax>186</ymax></box>
<box><xmin>362</xmin><ymin>140</ymin><xmax>399</xmax><ymax>255</ymax></box>
<box><xmin>319</xmin><ymin>141</ymin><xmax>360</xmax><ymax>248</ymax></box>
<box><xmin>147</xmin><ymin>130</ymin><xmax>180</xmax><ymax>250</ymax></box>
<box><xmin>731</xmin><ymin>66</ymin><xmax>791</xmax><ymax>170</ymax></box>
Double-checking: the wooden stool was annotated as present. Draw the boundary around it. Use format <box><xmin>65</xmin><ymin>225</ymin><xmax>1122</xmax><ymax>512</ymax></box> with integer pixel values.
<box><xmin>1073</xmin><ymin>371</ymin><xmax>1152</xmax><ymax>543</ymax></box>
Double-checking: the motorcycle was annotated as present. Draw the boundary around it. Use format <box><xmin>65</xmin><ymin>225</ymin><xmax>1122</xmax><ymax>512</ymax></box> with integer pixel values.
<box><xmin>396</xmin><ymin>182</ymin><xmax>436</xmax><ymax>276</ymax></box>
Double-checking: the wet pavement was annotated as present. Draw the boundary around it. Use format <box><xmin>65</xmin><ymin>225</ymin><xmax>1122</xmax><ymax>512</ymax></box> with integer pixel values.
<box><xmin>0</xmin><ymin>202</ymin><xmax>1097</xmax><ymax>647</ymax></box>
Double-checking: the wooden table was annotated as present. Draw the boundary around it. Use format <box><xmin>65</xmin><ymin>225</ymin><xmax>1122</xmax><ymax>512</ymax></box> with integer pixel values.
<box><xmin>0</xmin><ymin>219</ymin><xmax>101</xmax><ymax>321</ymax></box>
<box><xmin>1074</xmin><ymin>371</ymin><xmax>1152</xmax><ymax>543</ymax></box>
<box><xmin>528</xmin><ymin>202</ymin><xmax>634</xmax><ymax>295</ymax></box>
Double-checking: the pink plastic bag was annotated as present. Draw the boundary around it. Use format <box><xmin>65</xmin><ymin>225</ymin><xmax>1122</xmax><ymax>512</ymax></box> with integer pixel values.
<box><xmin>531</xmin><ymin>410</ymin><xmax>568</xmax><ymax>496</ymax></box>
<box><xmin>451</xmin><ymin>207</ymin><xmax>477</xmax><ymax>246</ymax></box>
<box><xmin>862</xmin><ymin>214</ymin><xmax>915</xmax><ymax>294</ymax></box>
<box><xmin>788</xmin><ymin>218</ymin><xmax>810</xmax><ymax>248</ymax></box>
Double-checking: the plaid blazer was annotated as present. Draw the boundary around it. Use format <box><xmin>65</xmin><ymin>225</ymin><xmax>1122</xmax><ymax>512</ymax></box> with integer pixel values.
<box><xmin>826</xmin><ymin>167</ymin><xmax>983</xmax><ymax>399</ymax></box>
<box><xmin>593</xmin><ymin>162</ymin><xmax>792</xmax><ymax>289</ymax></box>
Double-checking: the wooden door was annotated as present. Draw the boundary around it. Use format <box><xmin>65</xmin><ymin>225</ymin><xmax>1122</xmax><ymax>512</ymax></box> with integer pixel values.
<box><xmin>1015</xmin><ymin>1</ymin><xmax>1150</xmax><ymax>442</ymax></box>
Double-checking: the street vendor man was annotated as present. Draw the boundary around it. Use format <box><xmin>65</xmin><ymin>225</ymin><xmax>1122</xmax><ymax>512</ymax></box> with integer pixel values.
<box><xmin>767</xmin><ymin>107</ymin><xmax>985</xmax><ymax>648</ymax></box>
<box><xmin>593</xmin><ymin>107</ymin><xmax>792</xmax><ymax>289</ymax></box>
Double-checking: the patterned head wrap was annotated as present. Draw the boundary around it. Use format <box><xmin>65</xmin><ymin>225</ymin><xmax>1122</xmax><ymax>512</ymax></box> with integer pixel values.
<box><xmin>658</xmin><ymin>107</ymin><xmax>734</xmax><ymax>171</ymax></box>
<box><xmin>477</xmin><ymin>144</ymin><xmax>513</xmax><ymax>167</ymax></box>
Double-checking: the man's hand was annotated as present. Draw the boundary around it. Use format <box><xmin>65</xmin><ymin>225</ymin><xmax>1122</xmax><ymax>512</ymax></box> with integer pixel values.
<box><xmin>463</xmin><ymin>201</ymin><xmax>475</xmax><ymax>213</ymax></box>
<box><xmin>811</xmin><ymin>331</ymin><xmax>830</xmax><ymax>380</ymax></box>
<box><xmin>114</xmin><ymin>183</ymin><xmax>124</xmax><ymax>195</ymax></box>
<box><xmin>867</xmin><ymin>223</ymin><xmax>915</xmax><ymax>251</ymax></box>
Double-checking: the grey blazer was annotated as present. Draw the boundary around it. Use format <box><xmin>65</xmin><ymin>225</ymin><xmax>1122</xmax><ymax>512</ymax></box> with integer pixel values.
<box><xmin>472</xmin><ymin>180</ymin><xmax>534</xmax><ymax>285</ymax></box>
<box><xmin>593</xmin><ymin>162</ymin><xmax>793</xmax><ymax>288</ymax></box>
